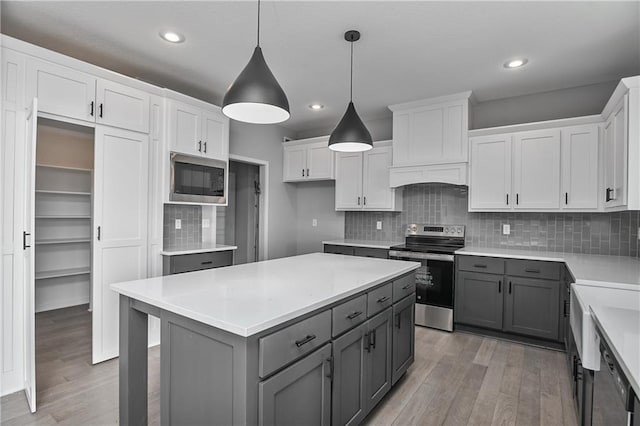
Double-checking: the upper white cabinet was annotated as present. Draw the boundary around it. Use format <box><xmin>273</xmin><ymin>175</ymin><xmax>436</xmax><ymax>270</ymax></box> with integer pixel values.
<box><xmin>469</xmin><ymin>134</ymin><xmax>512</xmax><ymax>210</ymax></box>
<box><xmin>282</xmin><ymin>136</ymin><xmax>335</xmax><ymax>182</ymax></box>
<box><xmin>96</xmin><ymin>79</ymin><xmax>150</xmax><ymax>133</ymax></box>
<box><xmin>388</xmin><ymin>92</ymin><xmax>471</xmax><ymax>166</ymax></box>
<box><xmin>561</xmin><ymin>125</ymin><xmax>599</xmax><ymax>209</ymax></box>
<box><xmin>513</xmin><ymin>129</ymin><xmax>561</xmax><ymax>210</ymax></box>
<box><xmin>168</xmin><ymin>99</ymin><xmax>229</xmax><ymax>161</ymax></box>
<box><xmin>335</xmin><ymin>141</ymin><xmax>402</xmax><ymax>211</ymax></box>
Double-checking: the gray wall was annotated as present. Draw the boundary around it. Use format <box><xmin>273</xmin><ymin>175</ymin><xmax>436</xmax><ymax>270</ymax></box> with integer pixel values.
<box><xmin>163</xmin><ymin>204</ymin><xmax>202</xmax><ymax>249</ymax></box>
<box><xmin>345</xmin><ymin>184</ymin><xmax>640</xmax><ymax>258</ymax></box>
<box><xmin>294</xmin><ymin>181</ymin><xmax>345</xmax><ymax>254</ymax></box>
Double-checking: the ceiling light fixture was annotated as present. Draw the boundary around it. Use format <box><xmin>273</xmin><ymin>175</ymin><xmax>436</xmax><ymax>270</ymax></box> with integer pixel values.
<box><xmin>309</xmin><ymin>104</ymin><xmax>324</xmax><ymax>110</ymax></box>
<box><xmin>160</xmin><ymin>31</ymin><xmax>184</xmax><ymax>43</ymax></box>
<box><xmin>504</xmin><ymin>58</ymin><xmax>528</xmax><ymax>69</ymax></box>
<box><xmin>222</xmin><ymin>0</ymin><xmax>289</xmax><ymax>124</ymax></box>
<box><xmin>328</xmin><ymin>30</ymin><xmax>373</xmax><ymax>152</ymax></box>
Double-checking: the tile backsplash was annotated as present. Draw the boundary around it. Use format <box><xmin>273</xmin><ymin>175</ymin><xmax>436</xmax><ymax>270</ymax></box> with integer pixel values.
<box><xmin>345</xmin><ymin>184</ymin><xmax>640</xmax><ymax>257</ymax></box>
<box><xmin>163</xmin><ymin>204</ymin><xmax>202</xmax><ymax>249</ymax></box>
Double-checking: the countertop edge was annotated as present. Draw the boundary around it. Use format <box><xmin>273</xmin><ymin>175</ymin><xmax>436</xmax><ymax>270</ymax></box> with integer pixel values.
<box><xmin>322</xmin><ymin>240</ymin><xmax>402</xmax><ymax>249</ymax></box>
<box><xmin>161</xmin><ymin>245</ymin><xmax>238</xmax><ymax>256</ymax></box>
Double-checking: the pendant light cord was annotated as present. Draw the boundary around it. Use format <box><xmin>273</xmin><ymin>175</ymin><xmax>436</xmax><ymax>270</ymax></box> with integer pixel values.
<box><xmin>257</xmin><ymin>0</ymin><xmax>261</xmax><ymax>47</ymax></box>
<box><xmin>349</xmin><ymin>40</ymin><xmax>354</xmax><ymax>102</ymax></box>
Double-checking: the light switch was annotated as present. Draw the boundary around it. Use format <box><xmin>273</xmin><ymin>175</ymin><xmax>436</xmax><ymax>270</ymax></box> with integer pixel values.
<box><xmin>502</xmin><ymin>224</ymin><xmax>510</xmax><ymax>235</ymax></box>
<box><xmin>175</xmin><ymin>219</ymin><xmax>181</xmax><ymax>230</ymax></box>
<box><xmin>202</xmin><ymin>219</ymin><xmax>210</xmax><ymax>228</ymax></box>
<box><xmin>376</xmin><ymin>221</ymin><xmax>383</xmax><ymax>230</ymax></box>
<box><xmin>312</xmin><ymin>219</ymin><xmax>318</xmax><ymax>227</ymax></box>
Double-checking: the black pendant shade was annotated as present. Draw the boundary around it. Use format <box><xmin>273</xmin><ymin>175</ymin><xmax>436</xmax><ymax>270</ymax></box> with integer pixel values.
<box><xmin>329</xmin><ymin>30</ymin><xmax>373</xmax><ymax>152</ymax></box>
<box><xmin>328</xmin><ymin>102</ymin><xmax>373</xmax><ymax>152</ymax></box>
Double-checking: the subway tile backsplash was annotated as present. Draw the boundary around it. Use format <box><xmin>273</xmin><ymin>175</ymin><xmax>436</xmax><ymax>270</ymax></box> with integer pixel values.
<box><xmin>345</xmin><ymin>184</ymin><xmax>640</xmax><ymax>258</ymax></box>
<box><xmin>163</xmin><ymin>204</ymin><xmax>202</xmax><ymax>249</ymax></box>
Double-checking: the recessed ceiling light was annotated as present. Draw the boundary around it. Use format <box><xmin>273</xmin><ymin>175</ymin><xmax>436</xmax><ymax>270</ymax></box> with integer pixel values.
<box><xmin>504</xmin><ymin>58</ymin><xmax>528</xmax><ymax>69</ymax></box>
<box><xmin>160</xmin><ymin>31</ymin><xmax>185</xmax><ymax>43</ymax></box>
<box><xmin>309</xmin><ymin>104</ymin><xmax>325</xmax><ymax>111</ymax></box>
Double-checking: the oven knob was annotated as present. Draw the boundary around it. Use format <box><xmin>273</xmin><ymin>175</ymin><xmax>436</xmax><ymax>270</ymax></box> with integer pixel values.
<box><xmin>444</xmin><ymin>227</ymin><xmax>450</xmax><ymax>234</ymax></box>
<box><xmin>456</xmin><ymin>227</ymin><xmax>462</xmax><ymax>234</ymax></box>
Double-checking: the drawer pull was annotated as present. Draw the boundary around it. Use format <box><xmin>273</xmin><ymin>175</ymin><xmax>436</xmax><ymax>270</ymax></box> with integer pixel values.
<box><xmin>401</xmin><ymin>284</ymin><xmax>413</xmax><ymax>290</ymax></box>
<box><xmin>395</xmin><ymin>313</ymin><xmax>401</xmax><ymax>329</ymax></box>
<box><xmin>201</xmin><ymin>261</ymin><xmax>214</xmax><ymax>265</ymax></box>
<box><xmin>347</xmin><ymin>311</ymin><xmax>363</xmax><ymax>320</ymax></box>
<box><xmin>376</xmin><ymin>296</ymin><xmax>390</xmax><ymax>303</ymax></box>
<box><xmin>524</xmin><ymin>268</ymin><xmax>540</xmax><ymax>273</ymax></box>
<box><xmin>294</xmin><ymin>334</ymin><xmax>316</xmax><ymax>347</ymax></box>
<box><xmin>473</xmin><ymin>264</ymin><xmax>487</xmax><ymax>268</ymax></box>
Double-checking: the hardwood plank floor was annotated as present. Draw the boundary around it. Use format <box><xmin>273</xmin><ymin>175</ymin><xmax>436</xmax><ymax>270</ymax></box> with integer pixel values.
<box><xmin>1</xmin><ymin>306</ymin><xmax>578</xmax><ymax>426</ymax></box>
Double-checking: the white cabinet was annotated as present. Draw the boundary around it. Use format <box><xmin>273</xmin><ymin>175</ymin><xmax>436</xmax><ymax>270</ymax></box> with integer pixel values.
<box><xmin>388</xmin><ymin>92</ymin><xmax>471</xmax><ymax>166</ymax></box>
<box><xmin>96</xmin><ymin>79</ymin><xmax>150</xmax><ymax>133</ymax></box>
<box><xmin>335</xmin><ymin>141</ymin><xmax>402</xmax><ymax>211</ymax></box>
<box><xmin>167</xmin><ymin>99</ymin><xmax>229</xmax><ymax>161</ymax></box>
<box><xmin>282</xmin><ymin>136</ymin><xmax>335</xmax><ymax>182</ymax></box>
<box><xmin>603</xmin><ymin>96</ymin><xmax>628</xmax><ymax>209</ymax></box>
<box><xmin>513</xmin><ymin>129</ymin><xmax>561</xmax><ymax>210</ymax></box>
<box><xmin>469</xmin><ymin>134</ymin><xmax>512</xmax><ymax>210</ymax></box>
<box><xmin>561</xmin><ymin>125</ymin><xmax>599</xmax><ymax>209</ymax></box>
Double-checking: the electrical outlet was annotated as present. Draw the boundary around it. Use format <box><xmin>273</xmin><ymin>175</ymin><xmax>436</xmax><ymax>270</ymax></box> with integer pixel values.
<box><xmin>175</xmin><ymin>219</ymin><xmax>182</xmax><ymax>230</ymax></box>
<box><xmin>502</xmin><ymin>223</ymin><xmax>510</xmax><ymax>235</ymax></box>
<box><xmin>202</xmin><ymin>219</ymin><xmax>210</xmax><ymax>229</ymax></box>
<box><xmin>312</xmin><ymin>219</ymin><xmax>318</xmax><ymax>227</ymax></box>
<box><xmin>376</xmin><ymin>221</ymin><xmax>383</xmax><ymax>230</ymax></box>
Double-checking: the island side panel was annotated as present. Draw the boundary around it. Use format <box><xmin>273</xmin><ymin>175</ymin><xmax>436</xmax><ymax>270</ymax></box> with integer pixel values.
<box><xmin>160</xmin><ymin>310</ymin><xmax>250</xmax><ymax>426</ymax></box>
<box><xmin>119</xmin><ymin>295</ymin><xmax>149</xmax><ymax>426</ymax></box>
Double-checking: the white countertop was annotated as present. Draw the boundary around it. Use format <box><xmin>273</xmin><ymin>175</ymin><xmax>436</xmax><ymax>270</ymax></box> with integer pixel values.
<box><xmin>111</xmin><ymin>253</ymin><xmax>420</xmax><ymax>337</ymax></box>
<box><xmin>456</xmin><ymin>247</ymin><xmax>640</xmax><ymax>289</ymax></box>
<box><xmin>161</xmin><ymin>243</ymin><xmax>238</xmax><ymax>256</ymax></box>
<box><xmin>322</xmin><ymin>239</ymin><xmax>403</xmax><ymax>250</ymax></box>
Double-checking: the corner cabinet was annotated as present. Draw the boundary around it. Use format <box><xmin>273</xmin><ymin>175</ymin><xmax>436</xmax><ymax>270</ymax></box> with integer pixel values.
<box><xmin>282</xmin><ymin>136</ymin><xmax>335</xmax><ymax>182</ymax></box>
<box><xmin>335</xmin><ymin>141</ymin><xmax>402</xmax><ymax>211</ymax></box>
<box><xmin>167</xmin><ymin>98</ymin><xmax>229</xmax><ymax>161</ymax></box>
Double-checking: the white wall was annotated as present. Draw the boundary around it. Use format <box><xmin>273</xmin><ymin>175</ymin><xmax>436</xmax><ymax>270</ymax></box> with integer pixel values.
<box><xmin>294</xmin><ymin>181</ymin><xmax>345</xmax><ymax>255</ymax></box>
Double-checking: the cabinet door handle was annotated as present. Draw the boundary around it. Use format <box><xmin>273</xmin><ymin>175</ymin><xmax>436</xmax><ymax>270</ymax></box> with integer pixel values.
<box><xmin>347</xmin><ymin>311</ymin><xmax>363</xmax><ymax>320</ymax></box>
<box><xmin>90</xmin><ymin>101</ymin><xmax>94</xmax><ymax>117</ymax></box>
<box><xmin>295</xmin><ymin>334</ymin><xmax>316</xmax><ymax>347</ymax></box>
<box><xmin>473</xmin><ymin>264</ymin><xmax>487</xmax><ymax>269</ymax></box>
<box><xmin>203</xmin><ymin>142</ymin><xmax>207</xmax><ymax>153</ymax></box>
<box><xmin>357</xmin><ymin>196</ymin><xmax>360</xmax><ymax>205</ymax></box>
<box><xmin>306</xmin><ymin>168</ymin><xmax>309</xmax><ymax>177</ymax></box>
<box><xmin>498</xmin><ymin>280</ymin><xmax>502</xmax><ymax>293</ymax></box>
<box><xmin>508</xmin><ymin>281</ymin><xmax>512</xmax><ymax>294</ymax></box>
<box><xmin>198</xmin><ymin>141</ymin><xmax>202</xmax><ymax>152</ymax></box>
<box><xmin>516</xmin><ymin>193</ymin><xmax>519</xmax><ymax>205</ymax></box>
<box><xmin>606</xmin><ymin>187</ymin><xmax>613</xmax><ymax>202</ymax></box>
<box><xmin>325</xmin><ymin>357</ymin><xmax>333</xmax><ymax>379</ymax></box>
<box><xmin>97</xmin><ymin>226</ymin><xmax>101</xmax><ymax>241</ymax></box>
<box><xmin>201</xmin><ymin>261</ymin><xmax>214</xmax><ymax>265</ymax></box>
<box><xmin>524</xmin><ymin>268</ymin><xmax>540</xmax><ymax>274</ymax></box>
<box><xmin>506</xmin><ymin>193</ymin><xmax>509</xmax><ymax>205</ymax></box>
<box><xmin>564</xmin><ymin>300</ymin><xmax>569</xmax><ymax>317</ymax></box>
<box><xmin>565</xmin><ymin>192</ymin><xmax>568</xmax><ymax>205</ymax></box>
<box><xmin>364</xmin><ymin>332</ymin><xmax>371</xmax><ymax>352</ymax></box>
<box><xmin>363</xmin><ymin>196</ymin><xmax>366</xmax><ymax>205</ymax></box>
<box><xmin>23</xmin><ymin>231</ymin><xmax>31</xmax><ymax>250</ymax></box>
<box><xmin>376</xmin><ymin>296</ymin><xmax>389</xmax><ymax>304</ymax></box>
<box><xmin>99</xmin><ymin>103</ymin><xmax>103</xmax><ymax>118</ymax></box>
<box><xmin>301</xmin><ymin>169</ymin><xmax>305</xmax><ymax>177</ymax></box>
<box><xmin>370</xmin><ymin>329</ymin><xmax>376</xmax><ymax>349</ymax></box>
<box><xmin>395</xmin><ymin>313</ymin><xmax>401</xmax><ymax>329</ymax></box>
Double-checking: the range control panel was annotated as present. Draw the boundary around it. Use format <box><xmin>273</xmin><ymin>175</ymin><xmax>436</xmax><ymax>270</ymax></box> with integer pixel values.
<box><xmin>406</xmin><ymin>224</ymin><xmax>465</xmax><ymax>238</ymax></box>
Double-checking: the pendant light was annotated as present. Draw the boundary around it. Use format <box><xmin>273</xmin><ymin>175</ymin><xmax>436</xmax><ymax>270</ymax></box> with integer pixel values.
<box><xmin>328</xmin><ymin>30</ymin><xmax>373</xmax><ymax>152</ymax></box>
<box><xmin>222</xmin><ymin>0</ymin><xmax>289</xmax><ymax>124</ymax></box>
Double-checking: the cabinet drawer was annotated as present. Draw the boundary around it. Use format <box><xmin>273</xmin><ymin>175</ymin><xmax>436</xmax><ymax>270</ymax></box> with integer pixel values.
<box><xmin>506</xmin><ymin>259</ymin><xmax>560</xmax><ymax>281</ymax></box>
<box><xmin>392</xmin><ymin>273</ymin><xmax>416</xmax><ymax>303</ymax></box>
<box><xmin>367</xmin><ymin>282</ymin><xmax>393</xmax><ymax>317</ymax></box>
<box><xmin>457</xmin><ymin>256</ymin><xmax>504</xmax><ymax>275</ymax></box>
<box><xmin>169</xmin><ymin>251</ymin><xmax>233</xmax><ymax>274</ymax></box>
<box><xmin>324</xmin><ymin>244</ymin><xmax>355</xmax><ymax>256</ymax></box>
<box><xmin>332</xmin><ymin>294</ymin><xmax>367</xmax><ymax>337</ymax></box>
<box><xmin>259</xmin><ymin>310</ymin><xmax>331</xmax><ymax>378</ymax></box>
<box><xmin>354</xmin><ymin>247</ymin><xmax>388</xmax><ymax>259</ymax></box>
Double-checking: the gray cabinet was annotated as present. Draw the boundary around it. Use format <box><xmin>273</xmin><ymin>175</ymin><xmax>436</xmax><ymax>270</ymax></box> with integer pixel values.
<box><xmin>455</xmin><ymin>271</ymin><xmax>503</xmax><ymax>330</ymax></box>
<box><xmin>365</xmin><ymin>309</ymin><xmax>393</xmax><ymax>411</ymax></box>
<box><xmin>503</xmin><ymin>276</ymin><xmax>560</xmax><ymax>340</ymax></box>
<box><xmin>392</xmin><ymin>295</ymin><xmax>415</xmax><ymax>385</ymax></box>
<box><xmin>332</xmin><ymin>324</ymin><xmax>367</xmax><ymax>426</ymax></box>
<box><xmin>259</xmin><ymin>343</ymin><xmax>332</xmax><ymax>426</ymax></box>
<box><xmin>323</xmin><ymin>244</ymin><xmax>389</xmax><ymax>259</ymax></box>
<box><xmin>324</xmin><ymin>244</ymin><xmax>355</xmax><ymax>256</ymax></box>
<box><xmin>163</xmin><ymin>250</ymin><xmax>234</xmax><ymax>275</ymax></box>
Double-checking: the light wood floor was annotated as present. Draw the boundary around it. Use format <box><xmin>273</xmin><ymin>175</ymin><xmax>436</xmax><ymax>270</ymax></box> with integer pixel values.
<box><xmin>1</xmin><ymin>305</ymin><xmax>577</xmax><ymax>426</ymax></box>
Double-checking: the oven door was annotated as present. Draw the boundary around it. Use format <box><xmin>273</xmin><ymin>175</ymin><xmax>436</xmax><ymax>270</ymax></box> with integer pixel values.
<box><xmin>170</xmin><ymin>152</ymin><xmax>226</xmax><ymax>204</ymax></box>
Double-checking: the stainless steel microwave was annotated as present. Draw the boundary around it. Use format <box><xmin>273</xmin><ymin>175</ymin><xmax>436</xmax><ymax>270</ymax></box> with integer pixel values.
<box><xmin>170</xmin><ymin>152</ymin><xmax>226</xmax><ymax>204</ymax></box>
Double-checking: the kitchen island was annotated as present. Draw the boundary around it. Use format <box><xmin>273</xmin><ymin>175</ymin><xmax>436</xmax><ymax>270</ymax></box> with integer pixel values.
<box><xmin>111</xmin><ymin>253</ymin><xmax>419</xmax><ymax>426</ymax></box>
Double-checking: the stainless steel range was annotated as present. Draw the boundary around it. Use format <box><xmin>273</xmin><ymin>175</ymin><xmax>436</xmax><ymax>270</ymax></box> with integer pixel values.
<box><xmin>389</xmin><ymin>224</ymin><xmax>465</xmax><ymax>332</ymax></box>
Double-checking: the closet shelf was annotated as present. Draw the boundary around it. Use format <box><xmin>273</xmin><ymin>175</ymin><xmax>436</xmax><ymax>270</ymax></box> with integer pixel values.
<box><xmin>35</xmin><ymin>267</ymin><xmax>91</xmax><ymax>280</ymax></box>
<box><xmin>35</xmin><ymin>238</ymin><xmax>91</xmax><ymax>245</ymax></box>
<box><xmin>35</xmin><ymin>215</ymin><xmax>91</xmax><ymax>219</ymax></box>
<box><xmin>35</xmin><ymin>190</ymin><xmax>91</xmax><ymax>196</ymax></box>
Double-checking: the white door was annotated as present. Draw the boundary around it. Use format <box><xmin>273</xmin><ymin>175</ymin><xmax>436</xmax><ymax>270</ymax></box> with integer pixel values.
<box><xmin>469</xmin><ymin>135</ymin><xmax>512</xmax><ymax>210</ymax></box>
<box><xmin>96</xmin><ymin>79</ymin><xmax>150</xmax><ymax>133</ymax></box>
<box><xmin>23</xmin><ymin>98</ymin><xmax>38</xmax><ymax>413</ymax></box>
<box><xmin>362</xmin><ymin>145</ymin><xmax>393</xmax><ymax>210</ymax></box>
<box><xmin>168</xmin><ymin>100</ymin><xmax>201</xmax><ymax>156</ymax></box>
<box><xmin>561</xmin><ymin>125</ymin><xmax>599</xmax><ymax>210</ymax></box>
<box><xmin>93</xmin><ymin>126</ymin><xmax>148</xmax><ymax>363</ymax></box>
<box><xmin>604</xmin><ymin>96</ymin><xmax>628</xmax><ymax>208</ymax></box>
<box><xmin>306</xmin><ymin>140</ymin><xmax>334</xmax><ymax>180</ymax></box>
<box><xmin>26</xmin><ymin>58</ymin><xmax>96</xmax><ymax>123</ymax></box>
<box><xmin>335</xmin><ymin>152</ymin><xmax>363</xmax><ymax>210</ymax></box>
<box><xmin>513</xmin><ymin>129</ymin><xmax>561</xmax><ymax>210</ymax></box>
<box><xmin>283</xmin><ymin>145</ymin><xmax>307</xmax><ymax>182</ymax></box>
<box><xmin>201</xmin><ymin>109</ymin><xmax>228</xmax><ymax>160</ymax></box>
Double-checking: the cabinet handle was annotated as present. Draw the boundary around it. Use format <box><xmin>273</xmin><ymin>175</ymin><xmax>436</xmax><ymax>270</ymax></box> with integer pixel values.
<box><xmin>198</xmin><ymin>141</ymin><xmax>202</xmax><ymax>152</ymax></box>
<box><xmin>347</xmin><ymin>311</ymin><xmax>363</xmax><ymax>320</ymax></box>
<box><xmin>376</xmin><ymin>296</ymin><xmax>389</xmax><ymax>304</ymax></box>
<box><xmin>97</xmin><ymin>226</ymin><xmax>101</xmax><ymax>241</ymax></box>
<box><xmin>524</xmin><ymin>268</ymin><xmax>540</xmax><ymax>274</ymax></box>
<box><xmin>506</xmin><ymin>193</ymin><xmax>509</xmax><ymax>205</ymax></box>
<box><xmin>357</xmin><ymin>196</ymin><xmax>360</xmax><ymax>205</ymax></box>
<box><xmin>306</xmin><ymin>168</ymin><xmax>309</xmax><ymax>177</ymax></box>
<box><xmin>364</xmin><ymin>332</ymin><xmax>371</xmax><ymax>352</ymax></box>
<box><xmin>301</xmin><ymin>169</ymin><xmax>305</xmax><ymax>177</ymax></box>
<box><xmin>325</xmin><ymin>357</ymin><xmax>333</xmax><ymax>379</ymax></box>
<box><xmin>395</xmin><ymin>313</ymin><xmax>401</xmax><ymax>329</ymax></box>
<box><xmin>606</xmin><ymin>187</ymin><xmax>613</xmax><ymax>202</ymax></box>
<box><xmin>498</xmin><ymin>280</ymin><xmax>502</xmax><ymax>293</ymax></box>
<box><xmin>363</xmin><ymin>196</ymin><xmax>367</xmax><ymax>205</ymax></box>
<box><xmin>90</xmin><ymin>101</ymin><xmax>94</xmax><ymax>117</ymax></box>
<box><xmin>99</xmin><ymin>103</ymin><xmax>103</xmax><ymax>118</ymax></box>
<box><xmin>402</xmin><ymin>284</ymin><xmax>412</xmax><ymax>290</ymax></box>
<box><xmin>564</xmin><ymin>300</ymin><xmax>569</xmax><ymax>317</ymax></box>
<box><xmin>508</xmin><ymin>281</ymin><xmax>512</xmax><ymax>294</ymax></box>
<box><xmin>565</xmin><ymin>192</ymin><xmax>568</xmax><ymax>205</ymax></box>
<box><xmin>473</xmin><ymin>264</ymin><xmax>487</xmax><ymax>269</ymax></box>
<box><xmin>516</xmin><ymin>193</ymin><xmax>519</xmax><ymax>205</ymax></box>
<box><xmin>294</xmin><ymin>334</ymin><xmax>316</xmax><ymax>347</ymax></box>
<box><xmin>203</xmin><ymin>142</ymin><xmax>207</xmax><ymax>153</ymax></box>
<box><xmin>201</xmin><ymin>261</ymin><xmax>214</xmax><ymax>265</ymax></box>
<box><xmin>23</xmin><ymin>231</ymin><xmax>31</xmax><ymax>250</ymax></box>
<box><xmin>370</xmin><ymin>329</ymin><xmax>376</xmax><ymax>349</ymax></box>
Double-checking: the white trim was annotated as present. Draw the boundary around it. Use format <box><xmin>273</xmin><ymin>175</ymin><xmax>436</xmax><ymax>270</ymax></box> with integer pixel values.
<box><xmin>388</xmin><ymin>90</ymin><xmax>473</xmax><ymax>112</ymax></box>
<box><xmin>469</xmin><ymin>114</ymin><xmax>604</xmax><ymax>137</ymax></box>
<box><xmin>229</xmin><ymin>154</ymin><xmax>269</xmax><ymax>261</ymax></box>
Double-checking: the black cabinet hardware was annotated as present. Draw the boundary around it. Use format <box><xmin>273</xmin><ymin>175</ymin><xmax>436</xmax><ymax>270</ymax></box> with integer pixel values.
<box><xmin>565</xmin><ymin>192</ymin><xmax>568</xmax><ymax>205</ymax></box>
<box><xmin>370</xmin><ymin>329</ymin><xmax>376</xmax><ymax>349</ymax></box>
<box><xmin>325</xmin><ymin>357</ymin><xmax>333</xmax><ymax>379</ymax></box>
<box><xmin>516</xmin><ymin>193</ymin><xmax>519</xmax><ymax>205</ymax></box>
<box><xmin>347</xmin><ymin>311</ymin><xmax>363</xmax><ymax>320</ymax></box>
<box><xmin>301</xmin><ymin>169</ymin><xmax>304</xmax><ymax>177</ymax></box>
<box><xmin>606</xmin><ymin>188</ymin><xmax>613</xmax><ymax>202</ymax></box>
<box><xmin>99</xmin><ymin>103</ymin><xmax>103</xmax><ymax>118</ymax></box>
<box><xmin>23</xmin><ymin>231</ymin><xmax>31</xmax><ymax>250</ymax></box>
<box><xmin>306</xmin><ymin>168</ymin><xmax>309</xmax><ymax>177</ymax></box>
<box><xmin>473</xmin><ymin>264</ymin><xmax>487</xmax><ymax>269</ymax></box>
<box><xmin>401</xmin><ymin>284</ymin><xmax>412</xmax><ymax>290</ymax></box>
<box><xmin>198</xmin><ymin>141</ymin><xmax>202</xmax><ymax>152</ymax></box>
<box><xmin>357</xmin><ymin>196</ymin><xmax>360</xmax><ymax>205</ymax></box>
<box><xmin>364</xmin><ymin>332</ymin><xmax>371</xmax><ymax>352</ymax></box>
<box><xmin>506</xmin><ymin>193</ymin><xmax>509</xmax><ymax>205</ymax></box>
<box><xmin>294</xmin><ymin>334</ymin><xmax>316</xmax><ymax>347</ymax></box>
<box><xmin>563</xmin><ymin>300</ymin><xmax>569</xmax><ymax>317</ymax></box>
<box><xmin>97</xmin><ymin>226</ymin><xmax>101</xmax><ymax>241</ymax></box>
<box><xmin>363</xmin><ymin>196</ymin><xmax>366</xmax><ymax>205</ymax></box>
<box><xmin>203</xmin><ymin>142</ymin><xmax>207</xmax><ymax>153</ymax></box>
<box><xmin>395</xmin><ymin>313</ymin><xmax>401</xmax><ymax>329</ymax></box>
<box><xmin>201</xmin><ymin>261</ymin><xmax>214</xmax><ymax>265</ymax></box>
<box><xmin>376</xmin><ymin>296</ymin><xmax>389</xmax><ymax>304</ymax></box>
<box><xmin>90</xmin><ymin>101</ymin><xmax>94</xmax><ymax>116</ymax></box>
<box><xmin>508</xmin><ymin>281</ymin><xmax>512</xmax><ymax>294</ymax></box>
<box><xmin>498</xmin><ymin>280</ymin><xmax>502</xmax><ymax>293</ymax></box>
<box><xmin>524</xmin><ymin>268</ymin><xmax>540</xmax><ymax>274</ymax></box>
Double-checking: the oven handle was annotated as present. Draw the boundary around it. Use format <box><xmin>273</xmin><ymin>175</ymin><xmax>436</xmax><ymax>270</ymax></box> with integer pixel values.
<box><xmin>389</xmin><ymin>251</ymin><xmax>454</xmax><ymax>262</ymax></box>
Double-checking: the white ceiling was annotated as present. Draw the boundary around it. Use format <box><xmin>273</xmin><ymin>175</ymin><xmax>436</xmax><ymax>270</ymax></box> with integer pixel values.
<box><xmin>2</xmin><ymin>1</ymin><xmax>639</xmax><ymax>133</ymax></box>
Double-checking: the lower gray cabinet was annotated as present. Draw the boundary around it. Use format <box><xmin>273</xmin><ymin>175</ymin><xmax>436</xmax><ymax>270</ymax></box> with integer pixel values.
<box><xmin>332</xmin><ymin>324</ymin><xmax>367</xmax><ymax>426</ymax></box>
<box><xmin>324</xmin><ymin>244</ymin><xmax>355</xmax><ymax>256</ymax></box>
<box><xmin>163</xmin><ymin>250</ymin><xmax>234</xmax><ymax>275</ymax></box>
<box><xmin>503</xmin><ymin>276</ymin><xmax>560</xmax><ymax>340</ymax></box>
<box><xmin>365</xmin><ymin>308</ymin><xmax>393</xmax><ymax>411</ymax></box>
<box><xmin>455</xmin><ymin>271</ymin><xmax>503</xmax><ymax>330</ymax></box>
<box><xmin>259</xmin><ymin>343</ymin><xmax>332</xmax><ymax>426</ymax></box>
<box><xmin>392</xmin><ymin>295</ymin><xmax>415</xmax><ymax>385</ymax></box>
